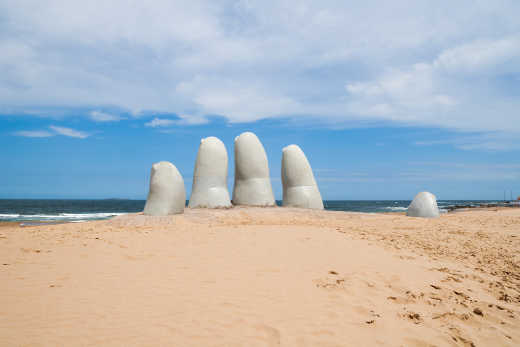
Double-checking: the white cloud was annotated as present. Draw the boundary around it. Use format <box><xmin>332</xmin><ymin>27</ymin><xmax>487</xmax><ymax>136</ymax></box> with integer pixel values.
<box><xmin>49</xmin><ymin>125</ymin><xmax>89</xmax><ymax>138</ymax></box>
<box><xmin>14</xmin><ymin>130</ymin><xmax>54</xmax><ymax>138</ymax></box>
<box><xmin>345</xmin><ymin>62</ymin><xmax>457</xmax><ymax>122</ymax></box>
<box><xmin>144</xmin><ymin>114</ymin><xmax>209</xmax><ymax>127</ymax></box>
<box><xmin>176</xmin><ymin>76</ymin><xmax>301</xmax><ymax>122</ymax></box>
<box><xmin>89</xmin><ymin>111</ymin><xmax>122</xmax><ymax>122</ymax></box>
<box><xmin>144</xmin><ymin>118</ymin><xmax>175</xmax><ymax>128</ymax></box>
<box><xmin>344</xmin><ymin>35</ymin><xmax>520</xmax><ymax>133</ymax></box>
<box><xmin>433</xmin><ymin>36</ymin><xmax>520</xmax><ymax>74</ymax></box>
<box><xmin>175</xmin><ymin>114</ymin><xmax>208</xmax><ymax>125</ymax></box>
<box><xmin>15</xmin><ymin>126</ymin><xmax>90</xmax><ymax>138</ymax></box>
<box><xmin>0</xmin><ymin>0</ymin><xmax>519</xmax><ymax>137</ymax></box>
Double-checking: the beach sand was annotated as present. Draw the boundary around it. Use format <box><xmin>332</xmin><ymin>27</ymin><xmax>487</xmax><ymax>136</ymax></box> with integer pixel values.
<box><xmin>1</xmin><ymin>207</ymin><xmax>519</xmax><ymax>346</ymax></box>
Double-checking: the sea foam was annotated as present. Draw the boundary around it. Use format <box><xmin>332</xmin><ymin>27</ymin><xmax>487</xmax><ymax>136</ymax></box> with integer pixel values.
<box><xmin>384</xmin><ymin>206</ymin><xmax>408</xmax><ymax>211</ymax></box>
<box><xmin>0</xmin><ymin>212</ymin><xmax>126</xmax><ymax>222</ymax></box>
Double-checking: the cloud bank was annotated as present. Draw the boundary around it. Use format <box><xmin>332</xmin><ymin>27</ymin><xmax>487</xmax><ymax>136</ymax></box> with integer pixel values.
<box><xmin>1</xmin><ymin>0</ymin><xmax>519</xmax><ymax>133</ymax></box>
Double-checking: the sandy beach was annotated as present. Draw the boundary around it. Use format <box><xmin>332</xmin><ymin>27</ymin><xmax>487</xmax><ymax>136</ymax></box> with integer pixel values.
<box><xmin>1</xmin><ymin>207</ymin><xmax>519</xmax><ymax>346</ymax></box>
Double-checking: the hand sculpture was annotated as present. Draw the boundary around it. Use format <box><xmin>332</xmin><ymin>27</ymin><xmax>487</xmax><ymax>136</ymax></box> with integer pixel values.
<box><xmin>144</xmin><ymin>161</ymin><xmax>185</xmax><ymax>215</ymax></box>
<box><xmin>189</xmin><ymin>136</ymin><xmax>232</xmax><ymax>208</ymax></box>
<box><xmin>232</xmin><ymin>132</ymin><xmax>275</xmax><ymax>206</ymax></box>
<box><xmin>406</xmin><ymin>191</ymin><xmax>440</xmax><ymax>218</ymax></box>
<box><xmin>281</xmin><ymin>144</ymin><xmax>323</xmax><ymax>209</ymax></box>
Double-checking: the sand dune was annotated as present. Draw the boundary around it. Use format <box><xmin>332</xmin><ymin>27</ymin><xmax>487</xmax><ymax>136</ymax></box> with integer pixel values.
<box><xmin>1</xmin><ymin>207</ymin><xmax>519</xmax><ymax>346</ymax></box>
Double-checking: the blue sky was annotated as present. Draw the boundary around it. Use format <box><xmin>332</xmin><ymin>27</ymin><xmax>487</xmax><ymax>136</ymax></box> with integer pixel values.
<box><xmin>1</xmin><ymin>0</ymin><xmax>519</xmax><ymax>200</ymax></box>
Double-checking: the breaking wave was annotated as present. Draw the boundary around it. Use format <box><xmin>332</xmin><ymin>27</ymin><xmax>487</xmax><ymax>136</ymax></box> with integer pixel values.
<box><xmin>0</xmin><ymin>212</ymin><xmax>126</xmax><ymax>222</ymax></box>
<box><xmin>384</xmin><ymin>206</ymin><xmax>408</xmax><ymax>211</ymax></box>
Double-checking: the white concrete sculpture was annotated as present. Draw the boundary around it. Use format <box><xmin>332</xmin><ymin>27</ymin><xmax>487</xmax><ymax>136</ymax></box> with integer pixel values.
<box><xmin>189</xmin><ymin>136</ymin><xmax>232</xmax><ymax>208</ymax></box>
<box><xmin>406</xmin><ymin>191</ymin><xmax>440</xmax><ymax>218</ymax></box>
<box><xmin>232</xmin><ymin>132</ymin><xmax>275</xmax><ymax>206</ymax></box>
<box><xmin>281</xmin><ymin>144</ymin><xmax>324</xmax><ymax>209</ymax></box>
<box><xmin>143</xmin><ymin>161</ymin><xmax>185</xmax><ymax>215</ymax></box>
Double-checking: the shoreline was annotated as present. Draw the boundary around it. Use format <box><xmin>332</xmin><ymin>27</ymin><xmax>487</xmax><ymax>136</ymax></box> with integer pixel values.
<box><xmin>446</xmin><ymin>202</ymin><xmax>520</xmax><ymax>212</ymax></box>
<box><xmin>2</xmin><ymin>203</ymin><xmax>520</xmax><ymax>226</ymax></box>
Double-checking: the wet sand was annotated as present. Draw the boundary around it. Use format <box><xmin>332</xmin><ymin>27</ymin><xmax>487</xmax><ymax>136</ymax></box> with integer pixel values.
<box><xmin>1</xmin><ymin>207</ymin><xmax>519</xmax><ymax>346</ymax></box>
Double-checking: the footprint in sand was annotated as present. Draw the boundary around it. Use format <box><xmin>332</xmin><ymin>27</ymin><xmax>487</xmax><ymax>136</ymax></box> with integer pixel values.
<box><xmin>314</xmin><ymin>271</ymin><xmax>348</xmax><ymax>290</ymax></box>
<box><xmin>402</xmin><ymin>311</ymin><xmax>422</xmax><ymax>324</ymax></box>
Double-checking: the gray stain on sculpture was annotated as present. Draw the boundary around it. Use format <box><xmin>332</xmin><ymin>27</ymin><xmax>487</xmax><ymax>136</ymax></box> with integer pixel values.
<box><xmin>406</xmin><ymin>191</ymin><xmax>440</xmax><ymax>218</ymax></box>
<box><xmin>143</xmin><ymin>161</ymin><xmax>186</xmax><ymax>215</ymax></box>
<box><xmin>281</xmin><ymin>144</ymin><xmax>324</xmax><ymax>209</ymax></box>
<box><xmin>232</xmin><ymin>132</ymin><xmax>275</xmax><ymax>206</ymax></box>
<box><xmin>189</xmin><ymin>136</ymin><xmax>232</xmax><ymax>208</ymax></box>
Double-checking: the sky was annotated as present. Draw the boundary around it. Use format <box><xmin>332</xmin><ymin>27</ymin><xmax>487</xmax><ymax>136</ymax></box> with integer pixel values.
<box><xmin>1</xmin><ymin>0</ymin><xmax>519</xmax><ymax>200</ymax></box>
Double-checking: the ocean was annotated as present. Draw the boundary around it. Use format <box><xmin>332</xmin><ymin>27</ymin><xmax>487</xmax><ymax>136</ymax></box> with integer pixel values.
<box><xmin>0</xmin><ymin>199</ymin><xmax>504</xmax><ymax>223</ymax></box>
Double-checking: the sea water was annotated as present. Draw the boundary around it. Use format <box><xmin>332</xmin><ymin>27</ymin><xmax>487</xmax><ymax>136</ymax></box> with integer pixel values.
<box><xmin>0</xmin><ymin>199</ymin><xmax>503</xmax><ymax>223</ymax></box>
